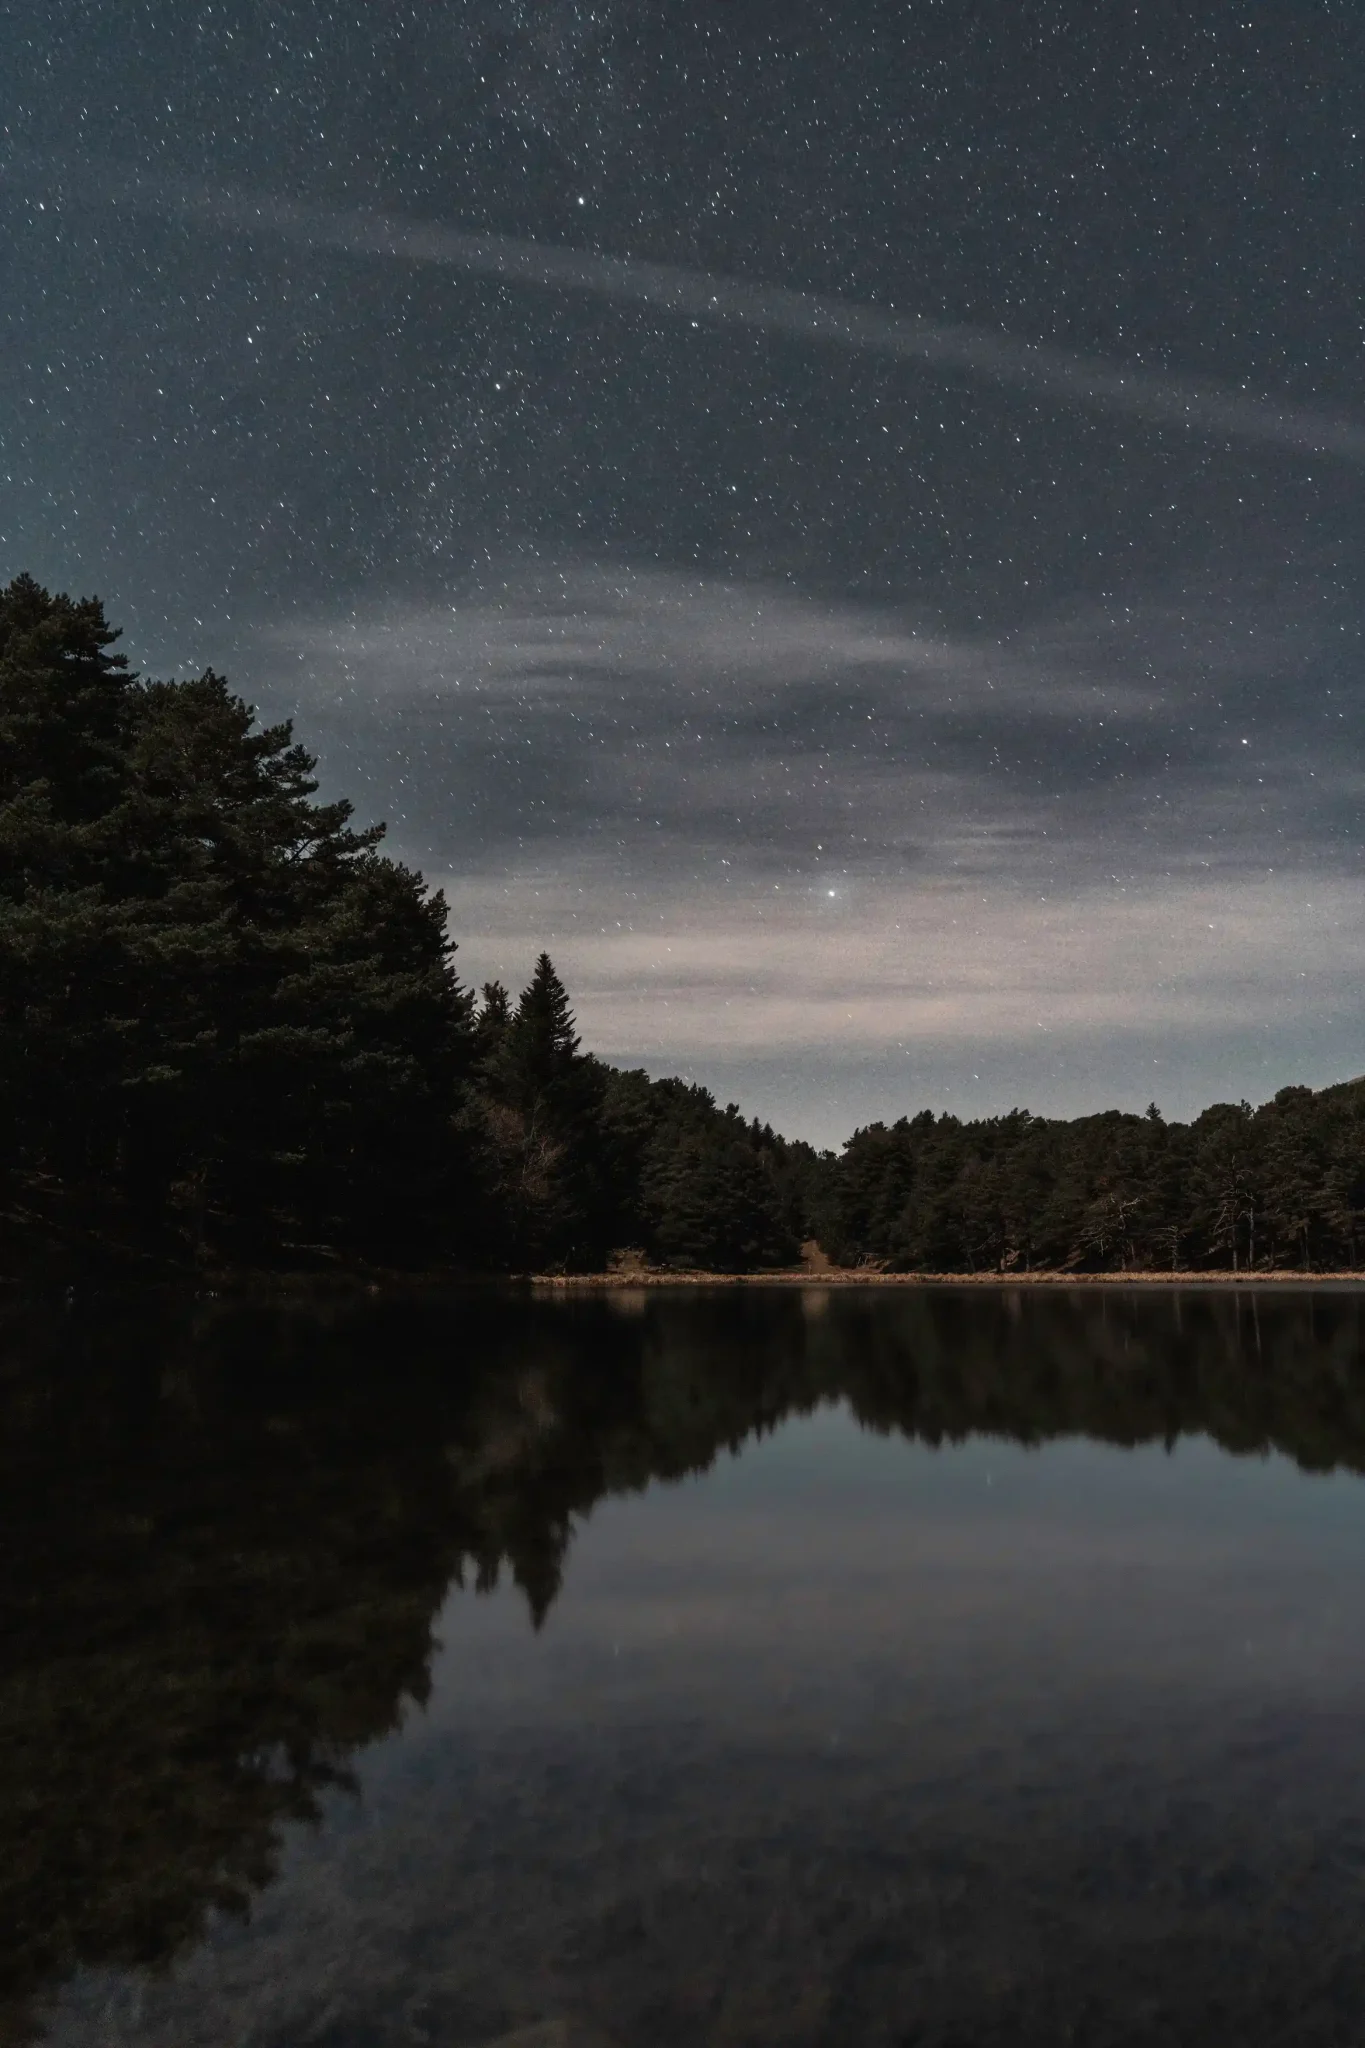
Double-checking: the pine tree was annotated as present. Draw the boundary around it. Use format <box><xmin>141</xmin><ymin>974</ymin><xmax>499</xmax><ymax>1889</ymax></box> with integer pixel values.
<box><xmin>476</xmin><ymin>954</ymin><xmax>606</xmax><ymax>1268</ymax></box>
<box><xmin>0</xmin><ymin>576</ymin><xmax>476</xmax><ymax>1269</ymax></box>
<box><xmin>497</xmin><ymin>953</ymin><xmax>582</xmax><ymax>1115</ymax></box>
<box><xmin>472</xmin><ymin>981</ymin><xmax>511</xmax><ymax>1066</ymax></box>
<box><xmin>0</xmin><ymin>571</ymin><xmax>132</xmax><ymax>833</ymax></box>
<box><xmin>651</xmin><ymin>1132</ymin><xmax>798</xmax><ymax>1272</ymax></box>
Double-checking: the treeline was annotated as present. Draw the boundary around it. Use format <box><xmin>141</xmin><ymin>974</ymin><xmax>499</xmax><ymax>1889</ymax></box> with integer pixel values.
<box><xmin>814</xmin><ymin>1085</ymin><xmax>1365</xmax><ymax>1274</ymax></box>
<box><xmin>3</xmin><ymin>572</ymin><xmax>1362</xmax><ymax>1280</ymax></box>
<box><xmin>0</xmin><ymin>574</ymin><xmax>813</xmax><ymax>1278</ymax></box>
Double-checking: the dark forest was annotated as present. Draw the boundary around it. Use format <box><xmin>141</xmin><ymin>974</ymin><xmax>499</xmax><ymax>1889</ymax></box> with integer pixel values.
<box><xmin>4</xmin><ymin>575</ymin><xmax>1362</xmax><ymax>1282</ymax></box>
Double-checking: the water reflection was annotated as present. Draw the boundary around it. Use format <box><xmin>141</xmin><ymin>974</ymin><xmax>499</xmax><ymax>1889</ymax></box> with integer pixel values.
<box><xmin>3</xmin><ymin>1285</ymin><xmax>1365</xmax><ymax>2045</ymax></box>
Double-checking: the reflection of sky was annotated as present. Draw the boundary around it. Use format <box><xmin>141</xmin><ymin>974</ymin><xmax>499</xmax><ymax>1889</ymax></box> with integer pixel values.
<box><xmin>4</xmin><ymin>3</ymin><xmax>1363</xmax><ymax>1142</ymax></box>
<box><xmin>421</xmin><ymin>1407</ymin><xmax>1365</xmax><ymax>1726</ymax></box>
<box><xmin>46</xmin><ymin>1409</ymin><xmax>1365</xmax><ymax>2046</ymax></box>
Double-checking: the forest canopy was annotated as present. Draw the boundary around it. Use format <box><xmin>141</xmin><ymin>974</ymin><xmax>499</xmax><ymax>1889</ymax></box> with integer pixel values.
<box><xmin>2</xmin><ymin>574</ymin><xmax>1362</xmax><ymax>1280</ymax></box>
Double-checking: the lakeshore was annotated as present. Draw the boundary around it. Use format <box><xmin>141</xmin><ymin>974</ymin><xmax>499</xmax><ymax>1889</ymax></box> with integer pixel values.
<box><xmin>533</xmin><ymin>1266</ymin><xmax>1365</xmax><ymax>1288</ymax></box>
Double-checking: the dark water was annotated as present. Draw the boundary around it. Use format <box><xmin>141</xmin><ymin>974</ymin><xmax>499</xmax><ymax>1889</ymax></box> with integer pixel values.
<box><xmin>5</xmin><ymin>1286</ymin><xmax>1365</xmax><ymax>2048</ymax></box>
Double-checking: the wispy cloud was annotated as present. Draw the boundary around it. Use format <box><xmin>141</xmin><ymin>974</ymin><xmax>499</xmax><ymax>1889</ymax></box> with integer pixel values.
<box><xmin>267</xmin><ymin>557</ymin><xmax>1352</xmax><ymax>879</ymax></box>
<box><xmin>10</xmin><ymin>149</ymin><xmax>1365</xmax><ymax>464</ymax></box>
<box><xmin>246</xmin><ymin>555</ymin><xmax>1363</xmax><ymax>1136</ymax></box>
<box><xmin>276</xmin><ymin>567</ymin><xmax>972</xmax><ymax>697</ymax></box>
<box><xmin>436</xmin><ymin>865</ymin><xmax>1359</xmax><ymax>1057</ymax></box>
<box><xmin>271</xmin><ymin>561</ymin><xmax>1162</xmax><ymax>717</ymax></box>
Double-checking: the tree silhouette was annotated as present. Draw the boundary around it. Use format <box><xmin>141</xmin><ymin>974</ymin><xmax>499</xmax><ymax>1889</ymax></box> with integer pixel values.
<box><xmin>0</xmin><ymin>576</ymin><xmax>476</xmax><ymax>1271</ymax></box>
<box><xmin>6</xmin><ymin>573</ymin><xmax>1365</xmax><ymax>1281</ymax></box>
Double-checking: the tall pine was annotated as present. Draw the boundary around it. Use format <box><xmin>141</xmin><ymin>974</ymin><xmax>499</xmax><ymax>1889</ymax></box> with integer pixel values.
<box><xmin>477</xmin><ymin>954</ymin><xmax>607</xmax><ymax>1268</ymax></box>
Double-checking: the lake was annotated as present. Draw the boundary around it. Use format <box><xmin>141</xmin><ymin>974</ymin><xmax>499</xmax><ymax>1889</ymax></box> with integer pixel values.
<box><xmin>4</xmin><ymin>1284</ymin><xmax>1365</xmax><ymax>2047</ymax></box>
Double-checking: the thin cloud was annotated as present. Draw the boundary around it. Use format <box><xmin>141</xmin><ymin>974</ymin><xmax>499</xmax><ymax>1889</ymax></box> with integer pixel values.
<box><xmin>10</xmin><ymin>149</ymin><xmax>1365</xmax><ymax>464</ymax></box>
<box><xmin>270</xmin><ymin>562</ymin><xmax>1166</xmax><ymax>719</ymax></box>
<box><xmin>264</xmin><ymin>562</ymin><xmax>1349</xmax><ymax>869</ymax></box>
<box><xmin>436</xmin><ymin>867</ymin><xmax>1360</xmax><ymax>1060</ymax></box>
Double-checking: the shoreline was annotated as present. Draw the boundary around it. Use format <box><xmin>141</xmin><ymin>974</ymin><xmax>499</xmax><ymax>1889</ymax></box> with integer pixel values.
<box><xmin>532</xmin><ymin>1267</ymin><xmax>1365</xmax><ymax>1289</ymax></box>
<box><xmin>6</xmin><ymin>1266</ymin><xmax>1362</xmax><ymax>1304</ymax></box>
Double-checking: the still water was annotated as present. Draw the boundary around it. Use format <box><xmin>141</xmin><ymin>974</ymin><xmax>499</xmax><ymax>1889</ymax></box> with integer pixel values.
<box><xmin>5</xmin><ymin>1284</ymin><xmax>1365</xmax><ymax>2046</ymax></box>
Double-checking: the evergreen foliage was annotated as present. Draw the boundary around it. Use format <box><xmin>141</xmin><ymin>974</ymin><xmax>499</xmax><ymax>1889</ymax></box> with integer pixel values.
<box><xmin>0</xmin><ymin>576</ymin><xmax>474</xmax><ymax>1268</ymax></box>
<box><xmin>473</xmin><ymin>954</ymin><xmax>609</xmax><ymax>1269</ymax></box>
<box><xmin>815</xmin><ymin>1088</ymin><xmax>1365</xmax><ymax>1273</ymax></box>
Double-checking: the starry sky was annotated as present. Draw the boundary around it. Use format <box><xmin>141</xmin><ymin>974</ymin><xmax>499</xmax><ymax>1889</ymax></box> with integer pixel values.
<box><xmin>3</xmin><ymin>1</ymin><xmax>1362</xmax><ymax>1146</ymax></box>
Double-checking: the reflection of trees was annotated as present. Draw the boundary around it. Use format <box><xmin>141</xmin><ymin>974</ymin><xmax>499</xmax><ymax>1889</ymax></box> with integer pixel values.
<box><xmin>811</xmin><ymin>1286</ymin><xmax>1365</xmax><ymax>1473</ymax></box>
<box><xmin>3</xmin><ymin>1283</ymin><xmax>1365</xmax><ymax>2035</ymax></box>
<box><xmin>0</xmin><ymin>1297</ymin><xmax>477</xmax><ymax>2041</ymax></box>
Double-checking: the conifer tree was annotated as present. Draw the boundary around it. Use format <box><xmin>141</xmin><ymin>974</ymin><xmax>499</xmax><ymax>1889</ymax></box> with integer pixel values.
<box><xmin>0</xmin><ymin>571</ymin><xmax>132</xmax><ymax>831</ymax></box>
<box><xmin>472</xmin><ymin>981</ymin><xmax>511</xmax><ymax>1066</ymax></box>
<box><xmin>0</xmin><ymin>576</ymin><xmax>475</xmax><ymax>1268</ymax></box>
<box><xmin>499</xmin><ymin>953</ymin><xmax>582</xmax><ymax>1113</ymax></box>
<box><xmin>650</xmin><ymin>1132</ymin><xmax>798</xmax><ymax>1272</ymax></box>
<box><xmin>476</xmin><ymin>953</ymin><xmax>607</xmax><ymax>1268</ymax></box>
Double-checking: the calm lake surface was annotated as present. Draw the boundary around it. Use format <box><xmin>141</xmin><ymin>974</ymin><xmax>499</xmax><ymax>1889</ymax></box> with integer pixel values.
<box><xmin>5</xmin><ymin>1284</ymin><xmax>1365</xmax><ymax>2047</ymax></box>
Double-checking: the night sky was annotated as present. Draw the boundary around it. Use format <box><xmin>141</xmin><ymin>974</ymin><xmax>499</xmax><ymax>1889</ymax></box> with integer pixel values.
<box><xmin>3</xmin><ymin>1</ymin><xmax>1362</xmax><ymax>1146</ymax></box>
